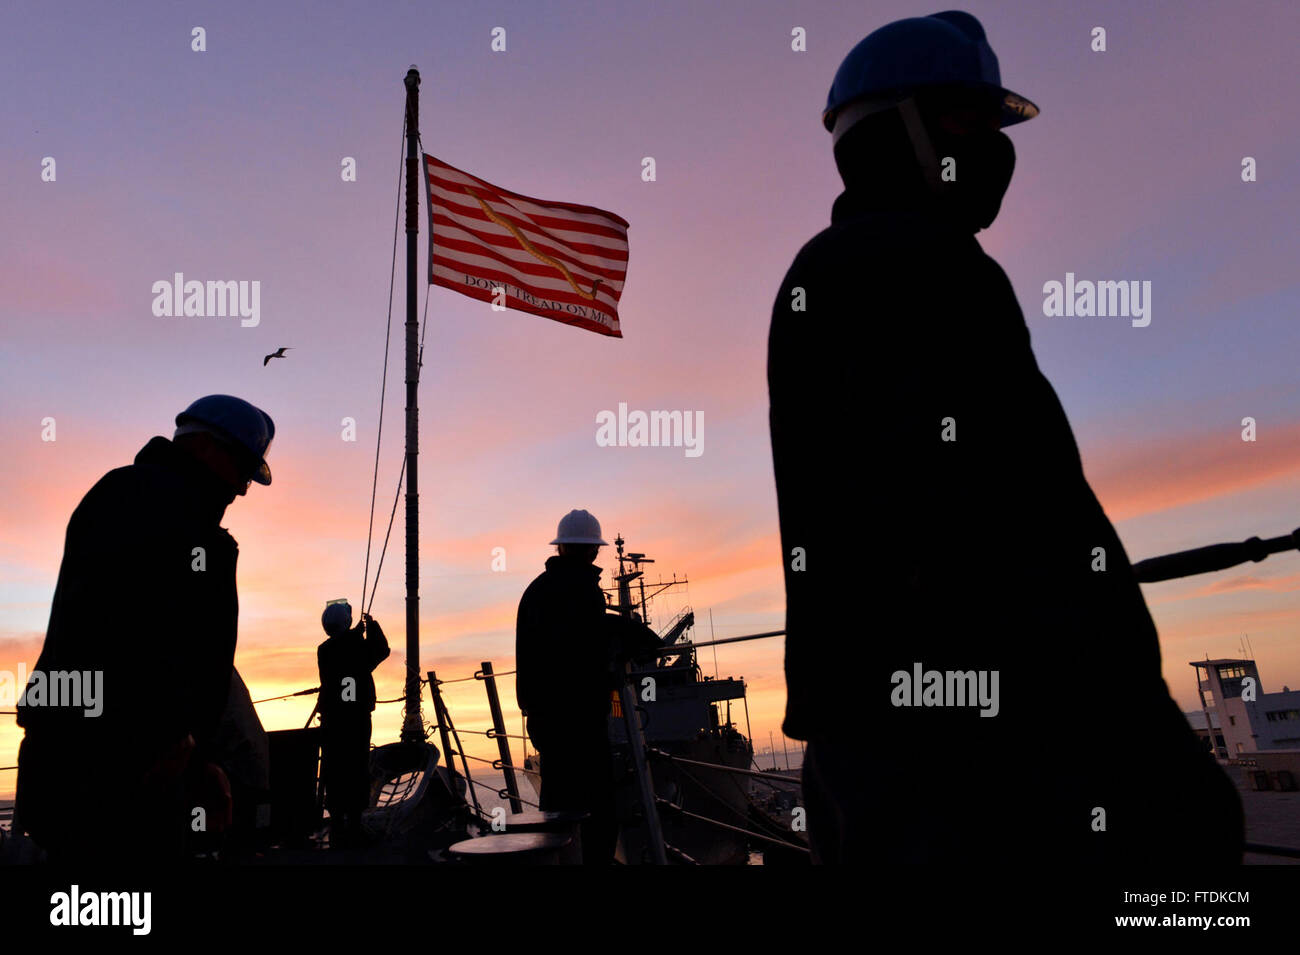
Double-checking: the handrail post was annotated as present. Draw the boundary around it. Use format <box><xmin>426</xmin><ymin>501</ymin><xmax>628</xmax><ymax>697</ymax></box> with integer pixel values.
<box><xmin>618</xmin><ymin>664</ymin><xmax>668</xmax><ymax>865</ymax></box>
<box><xmin>428</xmin><ymin>669</ymin><xmax>481</xmax><ymax>817</ymax></box>
<box><xmin>481</xmin><ymin>661</ymin><xmax>522</xmax><ymax>813</ymax></box>
<box><xmin>428</xmin><ymin>669</ymin><xmax>456</xmax><ymax>777</ymax></box>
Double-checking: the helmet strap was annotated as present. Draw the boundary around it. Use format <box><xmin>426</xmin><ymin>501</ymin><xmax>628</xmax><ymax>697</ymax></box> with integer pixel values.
<box><xmin>830</xmin><ymin>94</ymin><xmax>903</xmax><ymax>146</ymax></box>
<box><xmin>896</xmin><ymin>97</ymin><xmax>945</xmax><ymax>195</ymax></box>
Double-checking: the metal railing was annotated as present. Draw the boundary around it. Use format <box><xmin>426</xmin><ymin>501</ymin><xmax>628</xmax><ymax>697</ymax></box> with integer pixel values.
<box><xmin>10</xmin><ymin>616</ymin><xmax>1300</xmax><ymax>865</ymax></box>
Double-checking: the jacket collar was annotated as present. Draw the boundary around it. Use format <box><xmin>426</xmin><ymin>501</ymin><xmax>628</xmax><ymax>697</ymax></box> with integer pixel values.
<box><xmin>134</xmin><ymin>436</ymin><xmax>234</xmax><ymax>526</ymax></box>
<box><xmin>544</xmin><ymin>554</ymin><xmax>603</xmax><ymax>580</ymax></box>
<box><xmin>831</xmin><ymin>187</ymin><xmax>942</xmax><ymax>223</ymax></box>
<box><xmin>830</xmin><ymin>188</ymin><xmax>977</xmax><ymax>243</ymax></box>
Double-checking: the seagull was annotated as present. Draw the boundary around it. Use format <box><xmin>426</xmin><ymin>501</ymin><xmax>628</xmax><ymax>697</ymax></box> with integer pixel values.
<box><xmin>263</xmin><ymin>347</ymin><xmax>291</xmax><ymax>366</ymax></box>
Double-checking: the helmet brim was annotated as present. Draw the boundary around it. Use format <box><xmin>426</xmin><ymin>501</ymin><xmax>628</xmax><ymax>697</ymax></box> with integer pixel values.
<box><xmin>175</xmin><ymin>410</ymin><xmax>273</xmax><ymax>486</ymax></box>
<box><xmin>824</xmin><ymin>85</ymin><xmax>1039</xmax><ymax>131</ymax></box>
<box><xmin>999</xmin><ymin>89</ymin><xmax>1039</xmax><ymax>127</ymax></box>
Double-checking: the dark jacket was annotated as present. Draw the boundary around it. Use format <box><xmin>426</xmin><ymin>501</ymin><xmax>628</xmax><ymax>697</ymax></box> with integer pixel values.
<box><xmin>768</xmin><ymin>178</ymin><xmax>1242</xmax><ymax>861</ymax></box>
<box><xmin>316</xmin><ymin>618</ymin><xmax>390</xmax><ymax>718</ymax></box>
<box><xmin>515</xmin><ymin>555</ymin><xmax>659</xmax><ymax>745</ymax></box>
<box><xmin>16</xmin><ymin>437</ymin><xmax>240</xmax><ymax>843</ymax></box>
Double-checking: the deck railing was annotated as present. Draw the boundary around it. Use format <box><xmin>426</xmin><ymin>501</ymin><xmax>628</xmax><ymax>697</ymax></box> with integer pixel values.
<box><xmin>6</xmin><ymin>625</ymin><xmax>1300</xmax><ymax>863</ymax></box>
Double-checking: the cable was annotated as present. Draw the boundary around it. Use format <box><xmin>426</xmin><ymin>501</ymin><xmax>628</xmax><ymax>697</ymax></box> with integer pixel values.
<box><xmin>363</xmin><ymin>281</ymin><xmax>431</xmax><ymax>618</ymax></box>
<box><xmin>361</xmin><ymin>111</ymin><xmax>408</xmax><ymax>614</ymax></box>
<box><xmin>252</xmin><ymin>688</ymin><xmax>320</xmax><ymax>704</ymax></box>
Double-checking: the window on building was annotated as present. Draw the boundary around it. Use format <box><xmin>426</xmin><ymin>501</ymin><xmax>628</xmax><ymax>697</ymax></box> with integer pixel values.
<box><xmin>1229</xmin><ymin>716</ymin><xmax>1236</xmax><ymax>725</ymax></box>
<box><xmin>1218</xmin><ymin>665</ymin><xmax>1248</xmax><ymax>679</ymax></box>
<box><xmin>1236</xmin><ymin>742</ymin><xmax>1245</xmax><ymax>753</ymax></box>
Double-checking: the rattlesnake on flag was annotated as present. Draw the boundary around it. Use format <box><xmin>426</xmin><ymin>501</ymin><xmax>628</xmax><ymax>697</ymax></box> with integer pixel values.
<box><xmin>465</xmin><ymin>187</ymin><xmax>604</xmax><ymax>301</ymax></box>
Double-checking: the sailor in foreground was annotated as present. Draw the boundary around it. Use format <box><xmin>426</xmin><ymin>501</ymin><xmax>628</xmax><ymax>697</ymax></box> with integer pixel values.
<box><xmin>768</xmin><ymin>11</ymin><xmax>1243</xmax><ymax>864</ymax></box>
<box><xmin>14</xmin><ymin>394</ymin><xmax>275</xmax><ymax>864</ymax></box>
<box><xmin>316</xmin><ymin>600</ymin><xmax>390</xmax><ymax>848</ymax></box>
<box><xmin>515</xmin><ymin>509</ymin><xmax>661</xmax><ymax>864</ymax></box>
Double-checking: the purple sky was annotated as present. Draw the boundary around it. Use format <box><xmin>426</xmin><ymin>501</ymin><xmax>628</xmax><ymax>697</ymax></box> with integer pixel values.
<box><xmin>2</xmin><ymin>1</ymin><xmax>1299</xmax><ymax>793</ymax></box>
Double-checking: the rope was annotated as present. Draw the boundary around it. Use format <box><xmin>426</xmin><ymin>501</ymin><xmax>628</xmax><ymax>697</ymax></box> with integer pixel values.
<box><xmin>433</xmin><ymin>669</ymin><xmax>516</xmax><ymax>686</ymax></box>
<box><xmin>460</xmin><ymin>779</ymin><xmax>493</xmax><ymax>821</ymax></box>
<box><xmin>655</xmin><ymin>798</ymin><xmax>810</xmax><ymax>854</ymax></box>
<box><xmin>464</xmin><ymin>775</ymin><xmax>539</xmax><ymax>810</ymax></box>
<box><xmin>445</xmin><ymin>727</ymin><xmax>528</xmax><ymax>741</ymax></box>
<box><xmin>359</xmin><ymin>89</ymin><xmax>433</xmax><ymax>617</ymax></box>
<box><xmin>649</xmin><ymin>748</ymin><xmax>801</xmax><ymax>786</ymax></box>
<box><xmin>360</xmin><ymin>110</ymin><xmax>409</xmax><ymax>614</ymax></box>
<box><xmin>458</xmin><ymin>752</ymin><xmax>531</xmax><ymax>777</ymax></box>
<box><xmin>662</xmin><ymin>754</ymin><xmax>810</xmax><ymax>854</ymax></box>
<box><xmin>662</xmin><ymin>842</ymin><xmax>700</xmax><ymax>865</ymax></box>
<box><xmin>252</xmin><ymin>687</ymin><xmax>320</xmax><ymax>704</ymax></box>
<box><xmin>361</xmin><ymin>277</ymin><xmax>431</xmax><ymax>618</ymax></box>
<box><xmin>251</xmin><ymin>676</ymin><xmax>425</xmax><ymax>707</ymax></box>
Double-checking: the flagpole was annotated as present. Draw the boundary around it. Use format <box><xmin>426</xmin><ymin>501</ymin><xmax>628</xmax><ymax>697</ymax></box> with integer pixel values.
<box><xmin>401</xmin><ymin>66</ymin><xmax>422</xmax><ymax>743</ymax></box>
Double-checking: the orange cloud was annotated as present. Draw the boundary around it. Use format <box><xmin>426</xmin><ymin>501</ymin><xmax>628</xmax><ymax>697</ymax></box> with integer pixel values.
<box><xmin>1087</xmin><ymin>422</ymin><xmax>1300</xmax><ymax>522</ymax></box>
<box><xmin>1184</xmin><ymin>573</ymin><xmax>1300</xmax><ymax>599</ymax></box>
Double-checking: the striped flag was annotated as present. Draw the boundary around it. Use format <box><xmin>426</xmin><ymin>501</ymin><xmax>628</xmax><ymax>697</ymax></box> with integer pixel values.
<box><xmin>424</xmin><ymin>154</ymin><xmax>630</xmax><ymax>338</ymax></box>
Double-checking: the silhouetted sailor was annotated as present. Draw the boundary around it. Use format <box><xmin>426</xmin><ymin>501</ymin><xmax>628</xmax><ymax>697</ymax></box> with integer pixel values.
<box><xmin>15</xmin><ymin>394</ymin><xmax>275</xmax><ymax>864</ymax></box>
<box><xmin>516</xmin><ymin>510</ymin><xmax>660</xmax><ymax>864</ymax></box>
<box><xmin>316</xmin><ymin>600</ymin><xmax>390</xmax><ymax>848</ymax></box>
<box><xmin>768</xmin><ymin>11</ymin><xmax>1243</xmax><ymax>864</ymax></box>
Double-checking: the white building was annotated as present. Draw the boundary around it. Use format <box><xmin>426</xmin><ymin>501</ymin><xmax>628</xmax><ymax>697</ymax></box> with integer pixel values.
<box><xmin>1186</xmin><ymin>658</ymin><xmax>1300</xmax><ymax>758</ymax></box>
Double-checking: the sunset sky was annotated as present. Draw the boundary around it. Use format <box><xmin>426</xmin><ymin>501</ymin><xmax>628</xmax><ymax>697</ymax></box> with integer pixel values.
<box><xmin>3</xmin><ymin>0</ymin><xmax>1299</xmax><ymax>798</ymax></box>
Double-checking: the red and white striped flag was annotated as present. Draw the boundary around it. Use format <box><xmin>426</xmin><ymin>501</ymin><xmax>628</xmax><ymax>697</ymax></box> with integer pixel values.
<box><xmin>424</xmin><ymin>154</ymin><xmax>630</xmax><ymax>338</ymax></box>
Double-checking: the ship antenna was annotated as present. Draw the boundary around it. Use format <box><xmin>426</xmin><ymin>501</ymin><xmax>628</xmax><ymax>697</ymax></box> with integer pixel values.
<box><xmin>709</xmin><ymin>607</ymin><xmax>718</xmax><ymax>680</ymax></box>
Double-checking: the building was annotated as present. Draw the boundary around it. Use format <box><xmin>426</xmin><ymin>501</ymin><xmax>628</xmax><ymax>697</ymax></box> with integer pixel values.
<box><xmin>1186</xmin><ymin>707</ymin><xmax>1227</xmax><ymax>757</ymax></box>
<box><xmin>1186</xmin><ymin>658</ymin><xmax>1300</xmax><ymax>758</ymax></box>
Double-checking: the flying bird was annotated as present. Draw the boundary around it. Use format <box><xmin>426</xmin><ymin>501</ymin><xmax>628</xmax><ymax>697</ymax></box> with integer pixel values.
<box><xmin>263</xmin><ymin>347</ymin><xmax>291</xmax><ymax>366</ymax></box>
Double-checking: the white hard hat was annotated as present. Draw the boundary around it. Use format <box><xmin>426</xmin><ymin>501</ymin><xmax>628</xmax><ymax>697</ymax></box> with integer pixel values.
<box><xmin>550</xmin><ymin>509</ymin><xmax>608</xmax><ymax>545</ymax></box>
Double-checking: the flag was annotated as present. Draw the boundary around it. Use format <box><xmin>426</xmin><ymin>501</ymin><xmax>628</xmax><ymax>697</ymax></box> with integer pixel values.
<box><xmin>424</xmin><ymin>154</ymin><xmax>630</xmax><ymax>338</ymax></box>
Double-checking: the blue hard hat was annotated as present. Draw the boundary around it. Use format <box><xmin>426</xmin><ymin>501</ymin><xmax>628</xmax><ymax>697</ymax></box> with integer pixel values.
<box><xmin>823</xmin><ymin>10</ymin><xmax>1038</xmax><ymax>132</ymax></box>
<box><xmin>321</xmin><ymin>600</ymin><xmax>353</xmax><ymax>636</ymax></box>
<box><xmin>175</xmin><ymin>394</ymin><xmax>276</xmax><ymax>485</ymax></box>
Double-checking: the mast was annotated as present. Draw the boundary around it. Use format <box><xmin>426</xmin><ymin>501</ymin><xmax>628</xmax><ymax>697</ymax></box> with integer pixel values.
<box><xmin>402</xmin><ymin>67</ymin><xmax>422</xmax><ymax>743</ymax></box>
<box><xmin>614</xmin><ymin>535</ymin><xmax>634</xmax><ymax>619</ymax></box>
